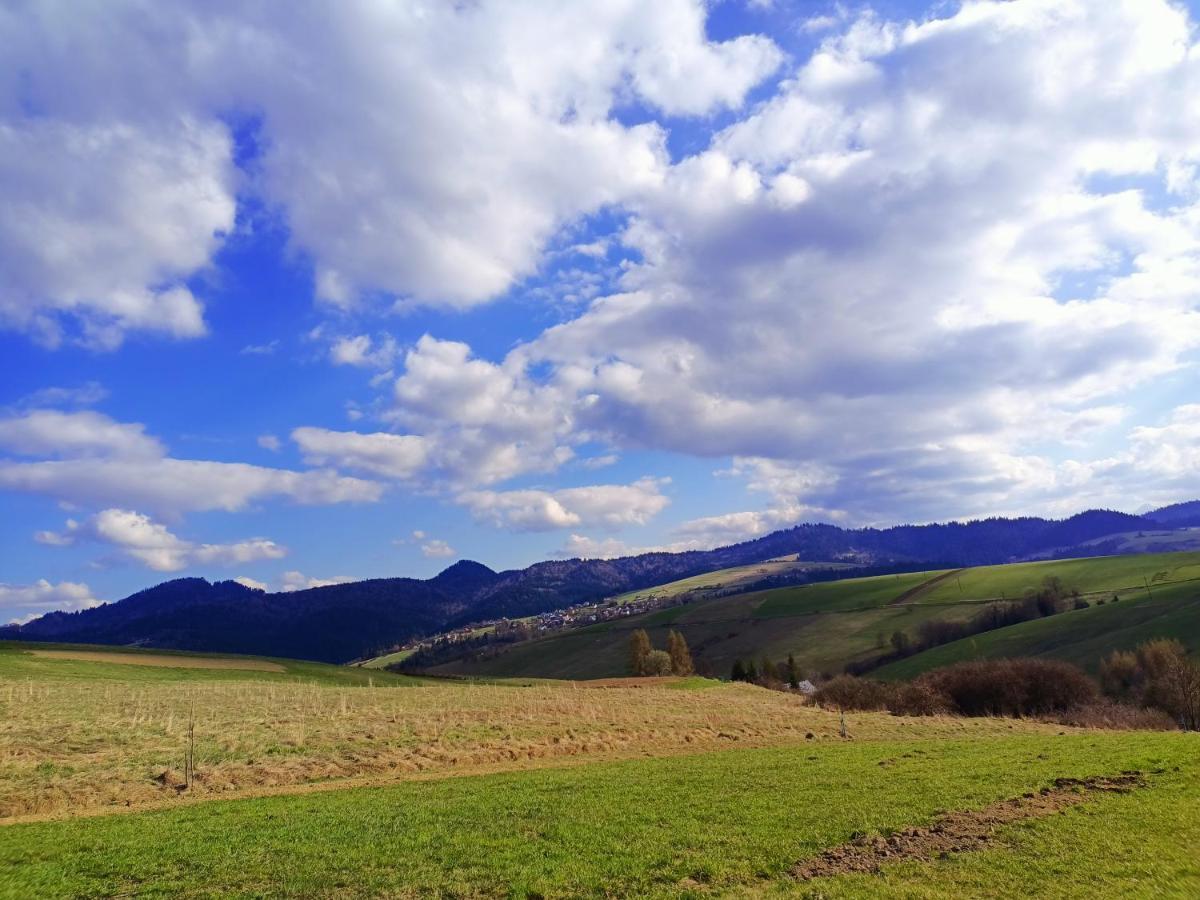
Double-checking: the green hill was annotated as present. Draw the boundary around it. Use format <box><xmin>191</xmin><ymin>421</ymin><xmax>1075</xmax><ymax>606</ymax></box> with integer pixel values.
<box><xmin>874</xmin><ymin>580</ymin><xmax>1200</xmax><ymax>680</ymax></box>
<box><xmin>431</xmin><ymin>551</ymin><xmax>1200</xmax><ymax>680</ymax></box>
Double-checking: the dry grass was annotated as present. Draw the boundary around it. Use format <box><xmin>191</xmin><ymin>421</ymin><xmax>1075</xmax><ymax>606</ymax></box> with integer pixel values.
<box><xmin>26</xmin><ymin>650</ymin><xmax>286</xmax><ymax>672</ymax></box>
<box><xmin>0</xmin><ymin>676</ymin><xmax>1069</xmax><ymax>823</ymax></box>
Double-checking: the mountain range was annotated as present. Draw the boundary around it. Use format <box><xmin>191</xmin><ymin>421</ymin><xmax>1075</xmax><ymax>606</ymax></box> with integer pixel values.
<box><xmin>2</xmin><ymin>505</ymin><xmax>1190</xmax><ymax>663</ymax></box>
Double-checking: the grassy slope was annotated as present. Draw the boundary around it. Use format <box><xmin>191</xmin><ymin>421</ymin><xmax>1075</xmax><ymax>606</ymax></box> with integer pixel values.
<box><xmin>875</xmin><ymin>580</ymin><xmax>1200</xmax><ymax>680</ymax></box>
<box><xmin>438</xmin><ymin>552</ymin><xmax>1200</xmax><ymax>681</ymax></box>
<box><xmin>914</xmin><ymin>551</ymin><xmax>1200</xmax><ymax>604</ymax></box>
<box><xmin>0</xmin><ymin>641</ymin><xmax>422</xmax><ymax>687</ymax></box>
<box><xmin>611</xmin><ymin>556</ymin><xmax>852</xmax><ymax>604</ymax></box>
<box><xmin>1</xmin><ymin>731</ymin><xmax>1195</xmax><ymax>898</ymax></box>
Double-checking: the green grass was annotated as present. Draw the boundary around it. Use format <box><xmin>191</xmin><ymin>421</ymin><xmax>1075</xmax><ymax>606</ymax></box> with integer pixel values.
<box><xmin>875</xmin><ymin>580</ymin><xmax>1200</xmax><ymax>680</ymax></box>
<box><xmin>753</xmin><ymin>569</ymin><xmax>952</xmax><ymax>617</ymax></box>
<box><xmin>437</xmin><ymin>551</ymin><xmax>1200</xmax><ymax>681</ymax></box>
<box><xmin>0</xmin><ymin>642</ymin><xmax>423</xmax><ymax>687</ymax></box>
<box><xmin>1</xmin><ymin>731</ymin><xmax>1194</xmax><ymax>898</ymax></box>
<box><xmin>914</xmin><ymin>551</ymin><xmax>1200</xmax><ymax>604</ymax></box>
<box><xmin>611</xmin><ymin>557</ymin><xmax>852</xmax><ymax>605</ymax></box>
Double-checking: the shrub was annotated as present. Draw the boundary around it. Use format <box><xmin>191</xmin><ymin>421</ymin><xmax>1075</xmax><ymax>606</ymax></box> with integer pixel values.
<box><xmin>917</xmin><ymin>659</ymin><xmax>1098</xmax><ymax>717</ymax></box>
<box><xmin>1098</xmin><ymin>650</ymin><xmax>1139</xmax><ymax>698</ymax></box>
<box><xmin>813</xmin><ymin>675</ymin><xmax>895</xmax><ymax>711</ymax></box>
<box><xmin>889</xmin><ymin>681</ymin><xmax>951</xmax><ymax>716</ymax></box>
<box><xmin>644</xmin><ymin>649</ymin><xmax>673</xmax><ymax>676</ymax></box>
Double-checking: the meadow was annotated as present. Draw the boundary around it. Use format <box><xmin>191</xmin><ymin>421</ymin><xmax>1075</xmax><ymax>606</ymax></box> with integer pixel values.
<box><xmin>2</xmin><ymin>642</ymin><xmax>1199</xmax><ymax>897</ymax></box>
<box><xmin>434</xmin><ymin>552</ymin><xmax>1200</xmax><ymax>681</ymax></box>
<box><xmin>0</xmin><ymin>643</ymin><xmax>1006</xmax><ymax>821</ymax></box>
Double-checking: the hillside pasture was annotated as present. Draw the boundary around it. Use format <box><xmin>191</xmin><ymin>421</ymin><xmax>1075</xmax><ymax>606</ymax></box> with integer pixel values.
<box><xmin>875</xmin><ymin>580</ymin><xmax>1200</xmax><ymax>680</ymax></box>
<box><xmin>435</xmin><ymin>551</ymin><xmax>1200</xmax><ymax>681</ymax></box>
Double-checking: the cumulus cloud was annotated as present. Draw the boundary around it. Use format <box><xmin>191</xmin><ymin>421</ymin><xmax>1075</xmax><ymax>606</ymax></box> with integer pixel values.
<box><xmin>0</xmin><ymin>580</ymin><xmax>101</xmax><ymax>625</ymax></box>
<box><xmin>37</xmin><ymin>508</ymin><xmax>288</xmax><ymax>573</ymax></box>
<box><xmin>419</xmin><ymin>538</ymin><xmax>456</xmax><ymax>559</ymax></box>
<box><xmin>0</xmin><ymin>410</ymin><xmax>164</xmax><ymax>459</ymax></box>
<box><xmin>328</xmin><ymin>334</ymin><xmax>398</xmax><ymax>369</ymax></box>
<box><xmin>257</xmin><ymin>434</ymin><xmax>281</xmax><ymax>452</ymax></box>
<box><xmin>0</xmin><ymin>0</ymin><xmax>780</xmax><ymax>346</ymax></box>
<box><xmin>292</xmin><ymin>427</ymin><xmax>429</xmax><ymax>482</ymax></box>
<box><xmin>0</xmin><ymin>457</ymin><xmax>381</xmax><ymax>516</ymax></box>
<box><xmin>378</xmin><ymin>0</ymin><xmax>1200</xmax><ymax>524</ymax></box>
<box><xmin>0</xmin><ymin>118</ymin><xmax>234</xmax><ymax>347</ymax></box>
<box><xmin>233</xmin><ymin>576</ymin><xmax>269</xmax><ymax>592</ymax></box>
<box><xmin>460</xmin><ymin>477</ymin><xmax>670</xmax><ymax>531</ymax></box>
<box><xmin>0</xmin><ymin>409</ymin><xmax>382</xmax><ymax>515</ymax></box>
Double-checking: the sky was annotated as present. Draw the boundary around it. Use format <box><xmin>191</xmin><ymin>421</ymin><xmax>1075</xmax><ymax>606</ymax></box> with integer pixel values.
<box><xmin>2</xmin><ymin>0</ymin><xmax>1200</xmax><ymax>622</ymax></box>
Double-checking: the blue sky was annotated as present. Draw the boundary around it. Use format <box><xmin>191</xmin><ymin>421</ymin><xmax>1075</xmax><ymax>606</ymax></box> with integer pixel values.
<box><xmin>2</xmin><ymin>0</ymin><xmax>1200</xmax><ymax>620</ymax></box>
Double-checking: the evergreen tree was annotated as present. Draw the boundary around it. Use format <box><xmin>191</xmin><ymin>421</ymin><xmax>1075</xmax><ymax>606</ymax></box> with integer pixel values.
<box><xmin>628</xmin><ymin>629</ymin><xmax>652</xmax><ymax>676</ymax></box>
<box><xmin>760</xmin><ymin>655</ymin><xmax>775</xmax><ymax>684</ymax></box>
<box><xmin>786</xmin><ymin>653</ymin><xmax>800</xmax><ymax>690</ymax></box>
<box><xmin>666</xmin><ymin>629</ymin><xmax>694</xmax><ymax>676</ymax></box>
<box><xmin>745</xmin><ymin>659</ymin><xmax>758</xmax><ymax>682</ymax></box>
<box><xmin>730</xmin><ymin>659</ymin><xmax>747</xmax><ymax>682</ymax></box>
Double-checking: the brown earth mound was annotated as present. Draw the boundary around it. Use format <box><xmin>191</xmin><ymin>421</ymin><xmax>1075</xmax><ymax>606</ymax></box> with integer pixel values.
<box><xmin>795</xmin><ymin>773</ymin><xmax>1144</xmax><ymax>879</ymax></box>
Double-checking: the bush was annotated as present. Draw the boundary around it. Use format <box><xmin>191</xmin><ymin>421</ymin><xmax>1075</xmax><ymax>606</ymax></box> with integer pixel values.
<box><xmin>1099</xmin><ymin>650</ymin><xmax>1139</xmax><ymax>698</ymax></box>
<box><xmin>917</xmin><ymin>659</ymin><xmax>1098</xmax><ymax>717</ymax></box>
<box><xmin>813</xmin><ymin>675</ymin><xmax>895</xmax><ymax>711</ymax></box>
<box><xmin>890</xmin><ymin>681</ymin><xmax>951</xmax><ymax>716</ymax></box>
<box><xmin>644</xmin><ymin>649</ymin><xmax>673</xmax><ymax>676</ymax></box>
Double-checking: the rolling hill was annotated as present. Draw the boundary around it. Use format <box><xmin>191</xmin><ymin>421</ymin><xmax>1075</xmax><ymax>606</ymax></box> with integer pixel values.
<box><xmin>3</xmin><ymin>504</ymin><xmax>1195</xmax><ymax>663</ymax></box>
<box><xmin>428</xmin><ymin>551</ymin><xmax>1200</xmax><ymax>680</ymax></box>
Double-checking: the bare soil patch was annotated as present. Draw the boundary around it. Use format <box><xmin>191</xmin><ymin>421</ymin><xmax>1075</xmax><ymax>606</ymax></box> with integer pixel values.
<box><xmin>795</xmin><ymin>772</ymin><xmax>1144</xmax><ymax>879</ymax></box>
<box><xmin>28</xmin><ymin>650</ymin><xmax>285</xmax><ymax>672</ymax></box>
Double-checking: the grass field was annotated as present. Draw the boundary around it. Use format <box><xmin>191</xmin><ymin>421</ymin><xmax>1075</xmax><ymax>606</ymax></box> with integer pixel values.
<box><xmin>875</xmin><ymin>580</ymin><xmax>1200</xmax><ymax>681</ymax></box>
<box><xmin>434</xmin><ymin>552</ymin><xmax>1200</xmax><ymax>681</ymax></box>
<box><xmin>3</xmin><ymin>640</ymin><xmax>1199</xmax><ymax>897</ymax></box>
<box><xmin>3</xmin><ymin>643</ymin><xmax>1016</xmax><ymax>821</ymax></box>
<box><xmin>1</xmin><ymin>730</ymin><xmax>1196</xmax><ymax>898</ymax></box>
<box><xmin>611</xmin><ymin>556</ymin><xmax>853</xmax><ymax>605</ymax></box>
<box><xmin>0</xmin><ymin>641</ymin><xmax>421</xmax><ymax>687</ymax></box>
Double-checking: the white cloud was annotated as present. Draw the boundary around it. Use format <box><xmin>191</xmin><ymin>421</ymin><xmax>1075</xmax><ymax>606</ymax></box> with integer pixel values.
<box><xmin>0</xmin><ymin>410</ymin><xmax>383</xmax><ymax>515</ymax></box>
<box><xmin>419</xmin><ymin>538</ymin><xmax>456</xmax><ymax>559</ymax></box>
<box><xmin>0</xmin><ymin>0</ymin><xmax>780</xmax><ymax>345</ymax></box>
<box><xmin>292</xmin><ymin>427</ymin><xmax>429</xmax><ymax>482</ymax></box>
<box><xmin>0</xmin><ymin>580</ymin><xmax>101</xmax><ymax>625</ymax></box>
<box><xmin>257</xmin><ymin>434</ymin><xmax>281</xmax><ymax>452</ymax></box>
<box><xmin>384</xmin><ymin>0</ymin><xmax>1200</xmax><ymax>524</ymax></box>
<box><xmin>18</xmin><ymin>382</ymin><xmax>108</xmax><ymax>408</ymax></box>
<box><xmin>460</xmin><ymin>477</ymin><xmax>670</xmax><ymax>531</ymax></box>
<box><xmin>234</xmin><ymin>576</ymin><xmax>269</xmax><ymax>592</ymax></box>
<box><xmin>0</xmin><ymin>410</ymin><xmax>163</xmax><ymax>459</ymax></box>
<box><xmin>329</xmin><ymin>334</ymin><xmax>398</xmax><ymax>369</ymax></box>
<box><xmin>0</xmin><ymin>457</ymin><xmax>382</xmax><ymax>516</ymax></box>
<box><xmin>278</xmin><ymin>571</ymin><xmax>356</xmax><ymax>593</ymax></box>
<box><xmin>37</xmin><ymin>508</ymin><xmax>288</xmax><ymax>573</ymax></box>
<box><xmin>241</xmin><ymin>341</ymin><xmax>279</xmax><ymax>356</ymax></box>
<box><xmin>0</xmin><ymin>118</ymin><xmax>234</xmax><ymax>347</ymax></box>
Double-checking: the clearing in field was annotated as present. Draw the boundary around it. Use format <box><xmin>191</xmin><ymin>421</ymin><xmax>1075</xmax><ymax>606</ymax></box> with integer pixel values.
<box><xmin>26</xmin><ymin>649</ymin><xmax>285</xmax><ymax>672</ymax></box>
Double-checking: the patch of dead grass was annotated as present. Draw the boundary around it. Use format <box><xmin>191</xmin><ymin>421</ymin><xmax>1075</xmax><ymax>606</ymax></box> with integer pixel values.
<box><xmin>0</xmin><ymin>677</ymin><xmax>1064</xmax><ymax>823</ymax></box>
